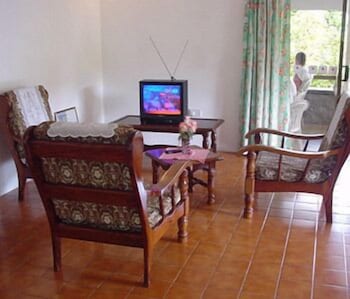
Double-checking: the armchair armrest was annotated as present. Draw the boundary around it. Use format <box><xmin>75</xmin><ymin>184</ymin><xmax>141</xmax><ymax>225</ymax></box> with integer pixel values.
<box><xmin>148</xmin><ymin>161</ymin><xmax>192</xmax><ymax>196</ymax></box>
<box><xmin>245</xmin><ymin>128</ymin><xmax>324</xmax><ymax>141</ymax></box>
<box><xmin>12</xmin><ymin>134</ymin><xmax>23</xmax><ymax>144</ymax></box>
<box><xmin>236</xmin><ymin>144</ymin><xmax>340</xmax><ymax>160</ymax></box>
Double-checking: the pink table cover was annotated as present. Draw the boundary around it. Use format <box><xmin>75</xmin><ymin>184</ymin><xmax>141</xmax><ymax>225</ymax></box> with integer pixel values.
<box><xmin>159</xmin><ymin>148</ymin><xmax>210</xmax><ymax>164</ymax></box>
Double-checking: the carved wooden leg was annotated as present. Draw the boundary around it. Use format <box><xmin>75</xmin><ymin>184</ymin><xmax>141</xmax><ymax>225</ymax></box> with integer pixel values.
<box><xmin>244</xmin><ymin>152</ymin><xmax>256</xmax><ymax>219</ymax></box>
<box><xmin>202</xmin><ymin>132</ymin><xmax>209</xmax><ymax>149</ymax></box>
<box><xmin>178</xmin><ymin>170</ymin><xmax>189</xmax><ymax>243</ymax></box>
<box><xmin>17</xmin><ymin>170</ymin><xmax>26</xmax><ymax>201</ymax></box>
<box><xmin>207</xmin><ymin>161</ymin><xmax>216</xmax><ymax>204</ymax></box>
<box><xmin>52</xmin><ymin>235</ymin><xmax>61</xmax><ymax>272</ymax></box>
<box><xmin>151</xmin><ymin>160</ymin><xmax>159</xmax><ymax>184</ymax></box>
<box><xmin>143</xmin><ymin>246</ymin><xmax>151</xmax><ymax>287</ymax></box>
<box><xmin>188</xmin><ymin>166</ymin><xmax>193</xmax><ymax>193</ymax></box>
<box><xmin>324</xmin><ymin>190</ymin><xmax>333</xmax><ymax>223</ymax></box>
<box><xmin>211</xmin><ymin>130</ymin><xmax>217</xmax><ymax>152</ymax></box>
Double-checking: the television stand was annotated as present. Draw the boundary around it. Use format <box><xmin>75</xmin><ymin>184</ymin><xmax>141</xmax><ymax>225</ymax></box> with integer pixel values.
<box><xmin>111</xmin><ymin>115</ymin><xmax>224</xmax><ymax>152</ymax></box>
<box><xmin>140</xmin><ymin>117</ymin><xmax>180</xmax><ymax>125</ymax></box>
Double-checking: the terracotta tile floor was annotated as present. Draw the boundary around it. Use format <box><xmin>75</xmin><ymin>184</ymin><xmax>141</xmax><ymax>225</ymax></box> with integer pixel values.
<box><xmin>0</xmin><ymin>152</ymin><xmax>349</xmax><ymax>298</ymax></box>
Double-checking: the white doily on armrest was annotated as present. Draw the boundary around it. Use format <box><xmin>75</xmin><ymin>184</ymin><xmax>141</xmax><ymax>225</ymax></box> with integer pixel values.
<box><xmin>47</xmin><ymin>122</ymin><xmax>119</xmax><ymax>138</ymax></box>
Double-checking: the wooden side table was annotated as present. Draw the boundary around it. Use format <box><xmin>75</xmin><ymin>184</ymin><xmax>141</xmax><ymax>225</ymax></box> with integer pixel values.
<box><xmin>111</xmin><ymin>115</ymin><xmax>224</xmax><ymax>152</ymax></box>
<box><xmin>145</xmin><ymin>147</ymin><xmax>222</xmax><ymax>204</ymax></box>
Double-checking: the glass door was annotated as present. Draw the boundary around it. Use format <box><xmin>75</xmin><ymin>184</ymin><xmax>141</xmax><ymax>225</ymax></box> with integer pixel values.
<box><xmin>338</xmin><ymin>0</ymin><xmax>350</xmax><ymax>95</ymax></box>
<box><xmin>290</xmin><ymin>0</ymin><xmax>345</xmax><ymax>133</ymax></box>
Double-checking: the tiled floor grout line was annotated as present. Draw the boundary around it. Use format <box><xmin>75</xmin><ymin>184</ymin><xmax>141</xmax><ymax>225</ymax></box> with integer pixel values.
<box><xmin>124</xmin><ymin>192</ymin><xmax>206</xmax><ymax>298</ymax></box>
<box><xmin>157</xmin><ymin>174</ymin><xmax>244</xmax><ymax>299</ymax></box>
<box><xmin>124</xmin><ymin>287</ymin><xmax>135</xmax><ymax>298</ymax></box>
<box><xmin>272</xmin><ymin>193</ymin><xmax>298</xmax><ymax>299</ymax></box>
<box><xmin>90</xmin><ymin>271</ymin><xmax>137</xmax><ymax>299</ymax></box>
<box><xmin>199</xmin><ymin>205</ymin><xmax>245</xmax><ymax>297</ymax></box>
<box><xmin>236</xmin><ymin>192</ymin><xmax>276</xmax><ymax>299</ymax></box>
<box><xmin>310</xmin><ymin>199</ymin><xmax>320</xmax><ymax>299</ymax></box>
<box><xmin>159</xmin><ymin>178</ymin><xmax>232</xmax><ymax>299</ymax></box>
<box><xmin>197</xmin><ymin>175</ymin><xmax>245</xmax><ymax>298</ymax></box>
<box><xmin>3</xmin><ymin>158</ymin><xmax>349</xmax><ymax>298</ymax></box>
<box><xmin>160</xmin><ymin>236</ymin><xmax>201</xmax><ymax>298</ymax></box>
<box><xmin>342</xmin><ymin>230</ymin><xmax>349</xmax><ymax>298</ymax></box>
<box><xmin>198</xmin><ymin>219</ymin><xmax>242</xmax><ymax>298</ymax></box>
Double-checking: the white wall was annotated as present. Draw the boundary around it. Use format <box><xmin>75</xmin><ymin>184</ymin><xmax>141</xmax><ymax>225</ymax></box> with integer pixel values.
<box><xmin>0</xmin><ymin>0</ymin><xmax>245</xmax><ymax>196</ymax></box>
<box><xmin>100</xmin><ymin>0</ymin><xmax>245</xmax><ymax>151</ymax></box>
<box><xmin>0</xmin><ymin>0</ymin><xmax>103</xmax><ymax>195</ymax></box>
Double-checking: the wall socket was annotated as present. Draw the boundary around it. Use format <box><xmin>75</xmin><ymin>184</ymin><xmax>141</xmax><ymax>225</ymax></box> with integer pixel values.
<box><xmin>188</xmin><ymin>109</ymin><xmax>201</xmax><ymax>117</ymax></box>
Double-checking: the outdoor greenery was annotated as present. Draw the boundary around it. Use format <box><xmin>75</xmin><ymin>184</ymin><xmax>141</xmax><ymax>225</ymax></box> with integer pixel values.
<box><xmin>290</xmin><ymin>10</ymin><xmax>342</xmax><ymax>89</ymax></box>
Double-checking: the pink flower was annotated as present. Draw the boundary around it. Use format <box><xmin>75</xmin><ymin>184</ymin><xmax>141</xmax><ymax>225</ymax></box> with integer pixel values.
<box><xmin>179</xmin><ymin>116</ymin><xmax>197</xmax><ymax>141</ymax></box>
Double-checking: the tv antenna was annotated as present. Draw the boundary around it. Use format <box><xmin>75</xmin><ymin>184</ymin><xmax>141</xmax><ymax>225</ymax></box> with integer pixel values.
<box><xmin>149</xmin><ymin>36</ymin><xmax>189</xmax><ymax>80</ymax></box>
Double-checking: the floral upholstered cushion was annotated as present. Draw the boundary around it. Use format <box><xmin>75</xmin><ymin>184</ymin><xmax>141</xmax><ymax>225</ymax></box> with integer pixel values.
<box><xmin>41</xmin><ymin>158</ymin><xmax>133</xmax><ymax>191</ymax></box>
<box><xmin>147</xmin><ymin>186</ymin><xmax>181</xmax><ymax>226</ymax></box>
<box><xmin>6</xmin><ymin>86</ymin><xmax>53</xmax><ymax>160</ymax></box>
<box><xmin>256</xmin><ymin>151</ymin><xmax>337</xmax><ymax>183</ymax></box>
<box><xmin>36</xmin><ymin>123</ymin><xmax>138</xmax><ymax>190</ymax></box>
<box><xmin>303</xmin><ymin>156</ymin><xmax>338</xmax><ymax>183</ymax></box>
<box><xmin>52</xmin><ymin>199</ymin><xmax>141</xmax><ymax>231</ymax></box>
<box><xmin>34</xmin><ymin>122</ymin><xmax>138</xmax><ymax>191</ymax></box>
<box><xmin>34</xmin><ymin>121</ymin><xmax>182</xmax><ymax>231</ymax></box>
<box><xmin>52</xmin><ymin>186</ymin><xmax>181</xmax><ymax>231</ymax></box>
<box><xmin>256</xmin><ymin>151</ymin><xmax>308</xmax><ymax>182</ymax></box>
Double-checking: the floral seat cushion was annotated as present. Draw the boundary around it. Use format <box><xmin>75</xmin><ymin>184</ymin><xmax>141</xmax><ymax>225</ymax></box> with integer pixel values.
<box><xmin>52</xmin><ymin>186</ymin><xmax>181</xmax><ymax>232</ymax></box>
<box><xmin>256</xmin><ymin>151</ymin><xmax>337</xmax><ymax>183</ymax></box>
<box><xmin>256</xmin><ymin>151</ymin><xmax>308</xmax><ymax>182</ymax></box>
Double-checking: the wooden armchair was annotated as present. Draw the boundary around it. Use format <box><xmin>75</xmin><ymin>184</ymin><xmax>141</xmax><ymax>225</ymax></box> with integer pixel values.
<box><xmin>23</xmin><ymin>121</ymin><xmax>191</xmax><ymax>287</ymax></box>
<box><xmin>238</xmin><ymin>92</ymin><xmax>350</xmax><ymax>223</ymax></box>
<box><xmin>0</xmin><ymin>86</ymin><xmax>53</xmax><ymax>201</ymax></box>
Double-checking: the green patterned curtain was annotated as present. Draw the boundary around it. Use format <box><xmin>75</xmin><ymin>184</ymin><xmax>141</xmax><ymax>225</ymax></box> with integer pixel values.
<box><xmin>240</xmin><ymin>0</ymin><xmax>291</xmax><ymax>146</ymax></box>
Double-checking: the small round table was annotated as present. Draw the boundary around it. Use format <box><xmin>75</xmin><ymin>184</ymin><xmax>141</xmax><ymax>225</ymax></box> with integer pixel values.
<box><xmin>145</xmin><ymin>147</ymin><xmax>222</xmax><ymax>204</ymax></box>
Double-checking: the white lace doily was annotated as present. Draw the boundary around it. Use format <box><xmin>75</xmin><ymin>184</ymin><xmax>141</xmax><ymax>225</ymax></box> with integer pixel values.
<box><xmin>47</xmin><ymin>122</ymin><xmax>119</xmax><ymax>138</ymax></box>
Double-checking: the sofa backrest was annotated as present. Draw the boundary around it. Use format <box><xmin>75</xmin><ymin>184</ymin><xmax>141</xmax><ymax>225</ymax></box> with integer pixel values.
<box><xmin>24</xmin><ymin>121</ymin><xmax>148</xmax><ymax>233</ymax></box>
<box><xmin>320</xmin><ymin>92</ymin><xmax>350</xmax><ymax>151</ymax></box>
<box><xmin>304</xmin><ymin>92</ymin><xmax>350</xmax><ymax>183</ymax></box>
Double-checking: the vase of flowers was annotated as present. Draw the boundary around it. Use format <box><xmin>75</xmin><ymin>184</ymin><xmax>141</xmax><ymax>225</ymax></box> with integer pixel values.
<box><xmin>178</xmin><ymin>116</ymin><xmax>197</xmax><ymax>154</ymax></box>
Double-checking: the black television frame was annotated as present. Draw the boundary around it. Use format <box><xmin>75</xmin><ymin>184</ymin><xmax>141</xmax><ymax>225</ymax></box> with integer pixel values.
<box><xmin>139</xmin><ymin>79</ymin><xmax>188</xmax><ymax>124</ymax></box>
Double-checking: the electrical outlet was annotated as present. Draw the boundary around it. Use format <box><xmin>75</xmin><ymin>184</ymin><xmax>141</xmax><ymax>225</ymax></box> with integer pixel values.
<box><xmin>188</xmin><ymin>109</ymin><xmax>201</xmax><ymax>117</ymax></box>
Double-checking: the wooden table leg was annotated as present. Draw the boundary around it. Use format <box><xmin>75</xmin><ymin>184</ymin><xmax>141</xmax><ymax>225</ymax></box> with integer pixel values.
<box><xmin>211</xmin><ymin>130</ymin><xmax>217</xmax><ymax>152</ymax></box>
<box><xmin>207</xmin><ymin>161</ymin><xmax>216</xmax><ymax>204</ymax></box>
<box><xmin>152</xmin><ymin>160</ymin><xmax>160</xmax><ymax>184</ymax></box>
<box><xmin>202</xmin><ymin>132</ymin><xmax>209</xmax><ymax>149</ymax></box>
<box><xmin>188</xmin><ymin>165</ymin><xmax>193</xmax><ymax>193</ymax></box>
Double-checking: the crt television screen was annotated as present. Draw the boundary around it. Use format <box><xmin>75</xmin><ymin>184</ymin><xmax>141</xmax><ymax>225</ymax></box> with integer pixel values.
<box><xmin>142</xmin><ymin>84</ymin><xmax>181</xmax><ymax>115</ymax></box>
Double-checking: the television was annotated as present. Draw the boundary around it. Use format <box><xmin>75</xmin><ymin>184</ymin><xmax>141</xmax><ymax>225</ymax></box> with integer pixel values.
<box><xmin>139</xmin><ymin>79</ymin><xmax>188</xmax><ymax>124</ymax></box>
